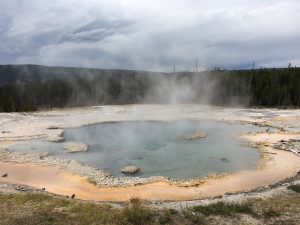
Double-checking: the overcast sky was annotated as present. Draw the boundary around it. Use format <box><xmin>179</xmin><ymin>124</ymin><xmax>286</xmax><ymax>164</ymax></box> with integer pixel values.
<box><xmin>0</xmin><ymin>0</ymin><xmax>299</xmax><ymax>71</ymax></box>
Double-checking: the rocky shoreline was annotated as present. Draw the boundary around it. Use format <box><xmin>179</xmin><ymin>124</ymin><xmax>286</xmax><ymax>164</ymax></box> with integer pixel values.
<box><xmin>0</xmin><ymin>148</ymin><xmax>230</xmax><ymax>188</ymax></box>
<box><xmin>0</xmin><ymin>124</ymin><xmax>299</xmax><ymax>188</ymax></box>
<box><xmin>1</xmin><ymin>133</ymin><xmax>299</xmax><ymax>189</ymax></box>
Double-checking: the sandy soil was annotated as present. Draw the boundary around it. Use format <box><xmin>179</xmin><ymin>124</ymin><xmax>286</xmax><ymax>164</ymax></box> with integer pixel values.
<box><xmin>0</xmin><ymin>105</ymin><xmax>300</xmax><ymax>202</ymax></box>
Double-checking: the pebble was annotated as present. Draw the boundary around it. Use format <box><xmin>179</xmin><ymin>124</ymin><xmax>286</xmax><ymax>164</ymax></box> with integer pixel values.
<box><xmin>281</xmin><ymin>183</ymin><xmax>290</xmax><ymax>187</ymax></box>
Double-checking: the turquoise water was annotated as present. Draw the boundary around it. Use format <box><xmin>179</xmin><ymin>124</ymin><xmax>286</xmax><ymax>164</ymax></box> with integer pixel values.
<box><xmin>9</xmin><ymin>121</ymin><xmax>262</xmax><ymax>180</ymax></box>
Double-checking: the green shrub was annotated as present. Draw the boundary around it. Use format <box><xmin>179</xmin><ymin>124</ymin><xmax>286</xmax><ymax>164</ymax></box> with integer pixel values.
<box><xmin>193</xmin><ymin>202</ymin><xmax>254</xmax><ymax>216</ymax></box>
<box><xmin>287</xmin><ymin>185</ymin><xmax>300</xmax><ymax>193</ymax></box>
<box><xmin>118</xmin><ymin>198</ymin><xmax>153</xmax><ymax>225</ymax></box>
<box><xmin>263</xmin><ymin>209</ymin><xmax>281</xmax><ymax>218</ymax></box>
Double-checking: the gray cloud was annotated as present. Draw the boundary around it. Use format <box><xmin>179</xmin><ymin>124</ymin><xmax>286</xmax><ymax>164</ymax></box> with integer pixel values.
<box><xmin>0</xmin><ymin>0</ymin><xmax>300</xmax><ymax>71</ymax></box>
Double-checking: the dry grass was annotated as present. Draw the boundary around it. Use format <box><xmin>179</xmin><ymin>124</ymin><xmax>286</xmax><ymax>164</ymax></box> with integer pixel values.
<box><xmin>0</xmin><ymin>190</ymin><xmax>299</xmax><ymax>225</ymax></box>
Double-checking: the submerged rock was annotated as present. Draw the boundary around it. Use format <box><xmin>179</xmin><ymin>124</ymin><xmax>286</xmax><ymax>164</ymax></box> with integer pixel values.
<box><xmin>131</xmin><ymin>156</ymin><xmax>144</xmax><ymax>160</ymax></box>
<box><xmin>31</xmin><ymin>152</ymin><xmax>49</xmax><ymax>159</ymax></box>
<box><xmin>64</xmin><ymin>142</ymin><xmax>88</xmax><ymax>153</ymax></box>
<box><xmin>220</xmin><ymin>157</ymin><xmax>230</xmax><ymax>163</ymax></box>
<box><xmin>56</xmin><ymin>130</ymin><xmax>64</xmax><ymax>137</ymax></box>
<box><xmin>46</xmin><ymin>136</ymin><xmax>65</xmax><ymax>143</ymax></box>
<box><xmin>184</xmin><ymin>130</ymin><xmax>207</xmax><ymax>140</ymax></box>
<box><xmin>47</xmin><ymin>125</ymin><xmax>61</xmax><ymax>130</ymax></box>
<box><xmin>121</xmin><ymin>166</ymin><xmax>140</xmax><ymax>174</ymax></box>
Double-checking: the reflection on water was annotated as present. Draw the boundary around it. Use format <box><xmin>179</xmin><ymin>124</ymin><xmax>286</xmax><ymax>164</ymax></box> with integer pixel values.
<box><xmin>9</xmin><ymin>121</ymin><xmax>263</xmax><ymax>179</ymax></box>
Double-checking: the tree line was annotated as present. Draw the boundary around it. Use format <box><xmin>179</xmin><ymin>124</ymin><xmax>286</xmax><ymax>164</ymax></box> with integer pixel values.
<box><xmin>0</xmin><ymin>65</ymin><xmax>299</xmax><ymax>112</ymax></box>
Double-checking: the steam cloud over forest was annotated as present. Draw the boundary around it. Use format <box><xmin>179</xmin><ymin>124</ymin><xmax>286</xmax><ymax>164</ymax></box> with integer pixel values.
<box><xmin>0</xmin><ymin>65</ymin><xmax>299</xmax><ymax>112</ymax></box>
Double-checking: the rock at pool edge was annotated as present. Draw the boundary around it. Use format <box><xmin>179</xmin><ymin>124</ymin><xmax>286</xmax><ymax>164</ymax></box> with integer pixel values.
<box><xmin>121</xmin><ymin>166</ymin><xmax>140</xmax><ymax>174</ymax></box>
<box><xmin>64</xmin><ymin>142</ymin><xmax>89</xmax><ymax>153</ymax></box>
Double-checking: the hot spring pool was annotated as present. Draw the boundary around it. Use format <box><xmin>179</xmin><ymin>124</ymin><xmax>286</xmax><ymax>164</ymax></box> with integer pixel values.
<box><xmin>9</xmin><ymin>121</ymin><xmax>263</xmax><ymax>180</ymax></box>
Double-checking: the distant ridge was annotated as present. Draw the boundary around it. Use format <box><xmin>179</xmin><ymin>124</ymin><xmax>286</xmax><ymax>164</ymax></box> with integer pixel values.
<box><xmin>0</xmin><ymin>64</ymin><xmax>163</xmax><ymax>86</ymax></box>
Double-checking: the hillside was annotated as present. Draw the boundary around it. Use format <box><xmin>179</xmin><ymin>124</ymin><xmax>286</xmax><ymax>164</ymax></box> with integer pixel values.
<box><xmin>0</xmin><ymin>64</ymin><xmax>160</xmax><ymax>85</ymax></box>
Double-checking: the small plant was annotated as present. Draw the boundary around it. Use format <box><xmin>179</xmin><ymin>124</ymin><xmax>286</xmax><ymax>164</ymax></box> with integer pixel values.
<box><xmin>263</xmin><ymin>209</ymin><xmax>281</xmax><ymax>218</ymax></box>
<box><xmin>168</xmin><ymin>208</ymin><xmax>178</xmax><ymax>215</ymax></box>
<box><xmin>193</xmin><ymin>201</ymin><xmax>255</xmax><ymax>216</ymax></box>
<box><xmin>157</xmin><ymin>209</ymin><xmax>178</xmax><ymax>224</ymax></box>
<box><xmin>158</xmin><ymin>213</ymin><xmax>172</xmax><ymax>224</ymax></box>
<box><xmin>119</xmin><ymin>198</ymin><xmax>153</xmax><ymax>225</ymax></box>
<box><xmin>39</xmin><ymin>212</ymin><xmax>55</xmax><ymax>224</ymax></box>
<box><xmin>287</xmin><ymin>184</ymin><xmax>300</xmax><ymax>193</ymax></box>
<box><xmin>182</xmin><ymin>209</ymin><xmax>205</xmax><ymax>224</ymax></box>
